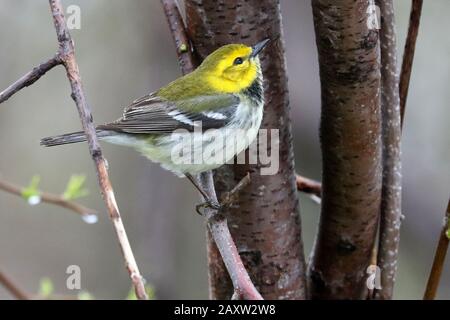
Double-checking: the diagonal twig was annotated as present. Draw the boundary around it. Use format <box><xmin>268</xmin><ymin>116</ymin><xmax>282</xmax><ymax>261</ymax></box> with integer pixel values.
<box><xmin>0</xmin><ymin>55</ymin><xmax>62</xmax><ymax>104</ymax></box>
<box><xmin>423</xmin><ymin>198</ymin><xmax>450</xmax><ymax>300</ymax></box>
<box><xmin>47</xmin><ymin>0</ymin><xmax>147</xmax><ymax>300</ymax></box>
<box><xmin>295</xmin><ymin>174</ymin><xmax>321</xmax><ymax>197</ymax></box>
<box><xmin>0</xmin><ymin>269</ymin><xmax>31</xmax><ymax>300</ymax></box>
<box><xmin>160</xmin><ymin>0</ymin><xmax>262</xmax><ymax>300</ymax></box>
<box><xmin>295</xmin><ymin>173</ymin><xmax>322</xmax><ymax>205</ymax></box>
<box><xmin>399</xmin><ymin>0</ymin><xmax>423</xmax><ymax>128</ymax></box>
<box><xmin>295</xmin><ymin>174</ymin><xmax>322</xmax><ymax>204</ymax></box>
<box><xmin>0</xmin><ymin>177</ymin><xmax>96</xmax><ymax>217</ymax></box>
<box><xmin>219</xmin><ymin>172</ymin><xmax>251</xmax><ymax>206</ymax></box>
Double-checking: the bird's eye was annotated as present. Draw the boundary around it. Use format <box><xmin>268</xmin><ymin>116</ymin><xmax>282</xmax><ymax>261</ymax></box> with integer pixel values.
<box><xmin>233</xmin><ymin>57</ymin><xmax>243</xmax><ymax>65</ymax></box>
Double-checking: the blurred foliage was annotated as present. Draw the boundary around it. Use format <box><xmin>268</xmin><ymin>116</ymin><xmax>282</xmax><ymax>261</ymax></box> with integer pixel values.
<box><xmin>126</xmin><ymin>285</ymin><xmax>155</xmax><ymax>300</ymax></box>
<box><xmin>21</xmin><ymin>175</ymin><xmax>41</xmax><ymax>205</ymax></box>
<box><xmin>63</xmin><ymin>174</ymin><xmax>89</xmax><ymax>200</ymax></box>
<box><xmin>179</xmin><ymin>43</ymin><xmax>188</xmax><ymax>53</ymax></box>
<box><xmin>38</xmin><ymin>277</ymin><xmax>54</xmax><ymax>298</ymax></box>
<box><xmin>19</xmin><ymin>174</ymin><xmax>89</xmax><ymax>206</ymax></box>
<box><xmin>77</xmin><ymin>291</ymin><xmax>94</xmax><ymax>300</ymax></box>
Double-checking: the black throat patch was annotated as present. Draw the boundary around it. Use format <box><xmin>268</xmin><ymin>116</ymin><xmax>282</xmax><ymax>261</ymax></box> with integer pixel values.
<box><xmin>242</xmin><ymin>78</ymin><xmax>263</xmax><ymax>106</ymax></box>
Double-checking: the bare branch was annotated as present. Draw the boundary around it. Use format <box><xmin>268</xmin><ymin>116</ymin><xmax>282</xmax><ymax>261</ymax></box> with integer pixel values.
<box><xmin>219</xmin><ymin>173</ymin><xmax>251</xmax><ymax>206</ymax></box>
<box><xmin>0</xmin><ymin>55</ymin><xmax>61</xmax><ymax>104</ymax></box>
<box><xmin>0</xmin><ymin>1</ymin><xmax>146</xmax><ymax>300</ymax></box>
<box><xmin>160</xmin><ymin>0</ymin><xmax>262</xmax><ymax>300</ymax></box>
<box><xmin>296</xmin><ymin>174</ymin><xmax>322</xmax><ymax>204</ymax></box>
<box><xmin>400</xmin><ymin>0</ymin><xmax>423</xmax><ymax>128</ymax></box>
<box><xmin>47</xmin><ymin>0</ymin><xmax>147</xmax><ymax>299</ymax></box>
<box><xmin>373</xmin><ymin>0</ymin><xmax>402</xmax><ymax>300</ymax></box>
<box><xmin>198</xmin><ymin>173</ymin><xmax>263</xmax><ymax>300</ymax></box>
<box><xmin>0</xmin><ymin>177</ymin><xmax>96</xmax><ymax>217</ymax></box>
<box><xmin>423</xmin><ymin>198</ymin><xmax>450</xmax><ymax>300</ymax></box>
<box><xmin>0</xmin><ymin>269</ymin><xmax>31</xmax><ymax>300</ymax></box>
<box><xmin>161</xmin><ymin>0</ymin><xmax>197</xmax><ymax>73</ymax></box>
<box><xmin>296</xmin><ymin>174</ymin><xmax>321</xmax><ymax>197</ymax></box>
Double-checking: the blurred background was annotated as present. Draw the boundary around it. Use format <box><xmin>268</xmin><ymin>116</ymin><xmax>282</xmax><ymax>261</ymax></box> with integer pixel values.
<box><xmin>0</xmin><ymin>0</ymin><xmax>448</xmax><ymax>299</ymax></box>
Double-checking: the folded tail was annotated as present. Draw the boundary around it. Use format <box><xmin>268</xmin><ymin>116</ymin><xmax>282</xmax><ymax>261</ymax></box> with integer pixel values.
<box><xmin>40</xmin><ymin>129</ymin><xmax>113</xmax><ymax>147</ymax></box>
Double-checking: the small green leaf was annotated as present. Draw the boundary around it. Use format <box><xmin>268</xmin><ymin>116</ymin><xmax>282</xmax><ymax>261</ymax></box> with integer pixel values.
<box><xmin>126</xmin><ymin>285</ymin><xmax>155</xmax><ymax>300</ymax></box>
<box><xmin>21</xmin><ymin>175</ymin><xmax>41</xmax><ymax>205</ymax></box>
<box><xmin>38</xmin><ymin>277</ymin><xmax>54</xmax><ymax>298</ymax></box>
<box><xmin>77</xmin><ymin>291</ymin><xmax>94</xmax><ymax>300</ymax></box>
<box><xmin>179</xmin><ymin>43</ymin><xmax>188</xmax><ymax>53</ymax></box>
<box><xmin>63</xmin><ymin>175</ymin><xmax>89</xmax><ymax>200</ymax></box>
<box><xmin>446</xmin><ymin>228</ymin><xmax>450</xmax><ymax>240</ymax></box>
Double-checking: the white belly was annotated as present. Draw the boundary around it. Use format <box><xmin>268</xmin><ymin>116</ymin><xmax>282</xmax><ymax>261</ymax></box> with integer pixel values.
<box><xmin>141</xmin><ymin>102</ymin><xmax>263</xmax><ymax>176</ymax></box>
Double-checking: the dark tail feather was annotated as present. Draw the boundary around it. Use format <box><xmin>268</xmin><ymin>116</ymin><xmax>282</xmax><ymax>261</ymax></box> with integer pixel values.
<box><xmin>40</xmin><ymin>129</ymin><xmax>112</xmax><ymax>147</ymax></box>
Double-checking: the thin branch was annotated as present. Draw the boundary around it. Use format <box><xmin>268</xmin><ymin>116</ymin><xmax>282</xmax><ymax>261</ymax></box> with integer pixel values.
<box><xmin>0</xmin><ymin>269</ymin><xmax>31</xmax><ymax>300</ymax></box>
<box><xmin>399</xmin><ymin>0</ymin><xmax>423</xmax><ymax>128</ymax></box>
<box><xmin>0</xmin><ymin>177</ymin><xmax>96</xmax><ymax>217</ymax></box>
<box><xmin>160</xmin><ymin>0</ymin><xmax>262</xmax><ymax>300</ymax></box>
<box><xmin>219</xmin><ymin>172</ymin><xmax>251</xmax><ymax>206</ymax></box>
<box><xmin>295</xmin><ymin>174</ymin><xmax>321</xmax><ymax>197</ymax></box>
<box><xmin>199</xmin><ymin>173</ymin><xmax>262</xmax><ymax>300</ymax></box>
<box><xmin>161</xmin><ymin>0</ymin><xmax>197</xmax><ymax>72</ymax></box>
<box><xmin>47</xmin><ymin>0</ymin><xmax>147</xmax><ymax>299</ymax></box>
<box><xmin>423</xmin><ymin>198</ymin><xmax>450</xmax><ymax>300</ymax></box>
<box><xmin>373</xmin><ymin>0</ymin><xmax>402</xmax><ymax>300</ymax></box>
<box><xmin>0</xmin><ymin>55</ymin><xmax>61</xmax><ymax>104</ymax></box>
<box><xmin>296</xmin><ymin>174</ymin><xmax>321</xmax><ymax>204</ymax></box>
<box><xmin>160</xmin><ymin>0</ymin><xmax>196</xmax><ymax>75</ymax></box>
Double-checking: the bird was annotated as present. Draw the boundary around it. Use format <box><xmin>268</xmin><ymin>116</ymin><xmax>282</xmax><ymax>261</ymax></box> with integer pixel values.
<box><xmin>41</xmin><ymin>39</ymin><xmax>269</xmax><ymax>211</ymax></box>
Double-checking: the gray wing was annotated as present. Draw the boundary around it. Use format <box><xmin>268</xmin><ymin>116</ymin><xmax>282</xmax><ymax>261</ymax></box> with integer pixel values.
<box><xmin>98</xmin><ymin>93</ymin><xmax>239</xmax><ymax>134</ymax></box>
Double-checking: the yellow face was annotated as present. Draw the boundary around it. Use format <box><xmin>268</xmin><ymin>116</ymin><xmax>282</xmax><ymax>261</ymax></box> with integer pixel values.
<box><xmin>201</xmin><ymin>44</ymin><xmax>260</xmax><ymax>94</ymax></box>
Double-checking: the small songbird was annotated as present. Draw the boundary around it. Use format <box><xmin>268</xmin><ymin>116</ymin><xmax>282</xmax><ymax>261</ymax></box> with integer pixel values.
<box><xmin>41</xmin><ymin>39</ymin><xmax>269</xmax><ymax>210</ymax></box>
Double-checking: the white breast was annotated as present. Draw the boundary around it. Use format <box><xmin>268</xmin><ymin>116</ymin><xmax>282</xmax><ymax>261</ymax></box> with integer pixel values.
<box><xmin>151</xmin><ymin>99</ymin><xmax>264</xmax><ymax>176</ymax></box>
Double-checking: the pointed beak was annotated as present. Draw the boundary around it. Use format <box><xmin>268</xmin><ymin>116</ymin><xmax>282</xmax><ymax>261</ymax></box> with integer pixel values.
<box><xmin>250</xmin><ymin>38</ymin><xmax>270</xmax><ymax>58</ymax></box>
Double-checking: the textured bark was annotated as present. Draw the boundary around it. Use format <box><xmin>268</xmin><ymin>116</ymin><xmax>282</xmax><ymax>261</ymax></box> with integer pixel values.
<box><xmin>374</xmin><ymin>0</ymin><xmax>402</xmax><ymax>300</ymax></box>
<box><xmin>186</xmin><ymin>0</ymin><xmax>306</xmax><ymax>300</ymax></box>
<box><xmin>308</xmin><ymin>0</ymin><xmax>382</xmax><ymax>299</ymax></box>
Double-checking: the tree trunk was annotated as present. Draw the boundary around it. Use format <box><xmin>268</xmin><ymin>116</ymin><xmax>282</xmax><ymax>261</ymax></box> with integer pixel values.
<box><xmin>186</xmin><ymin>0</ymin><xmax>307</xmax><ymax>300</ymax></box>
<box><xmin>308</xmin><ymin>0</ymin><xmax>382</xmax><ymax>299</ymax></box>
